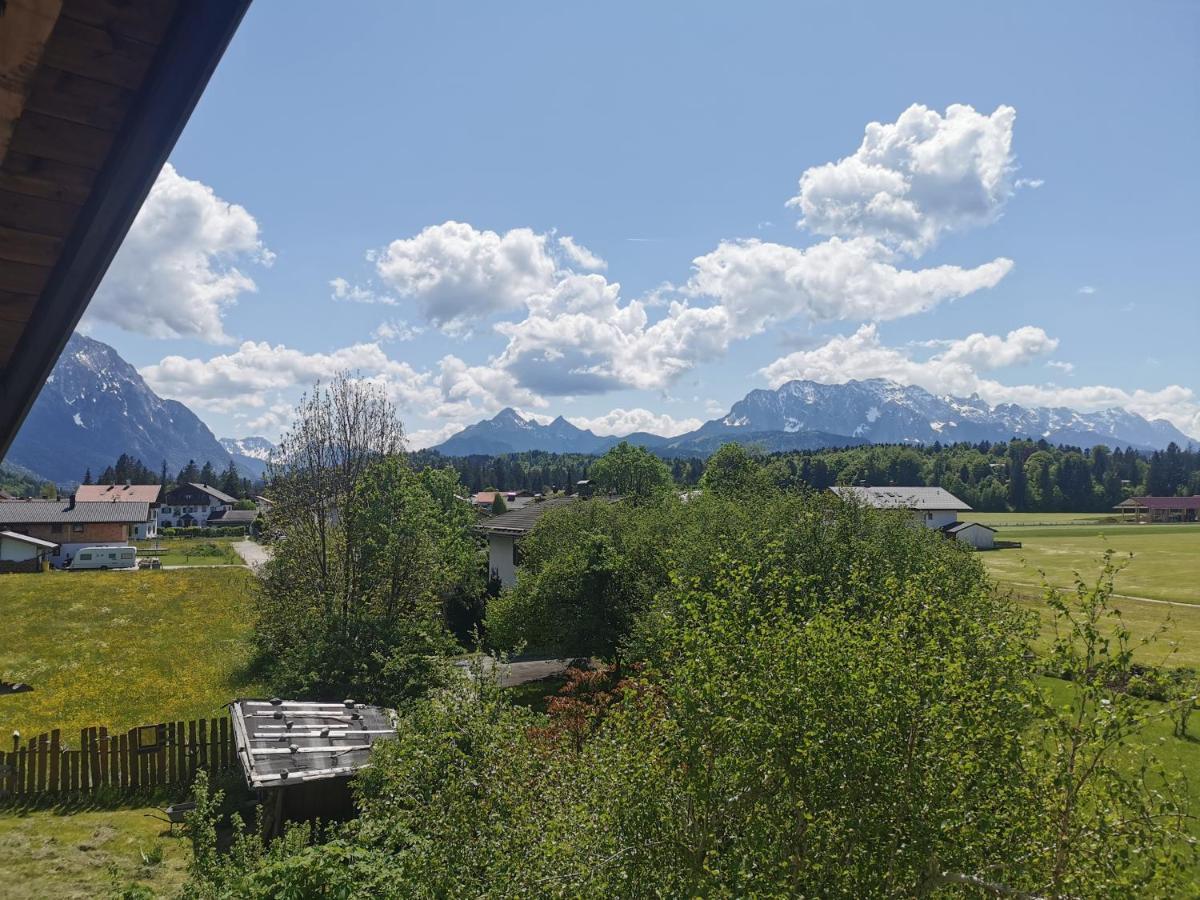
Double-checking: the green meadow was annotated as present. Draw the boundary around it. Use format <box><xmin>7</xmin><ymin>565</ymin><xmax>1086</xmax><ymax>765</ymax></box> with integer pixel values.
<box><xmin>0</xmin><ymin>568</ymin><xmax>261</xmax><ymax>737</ymax></box>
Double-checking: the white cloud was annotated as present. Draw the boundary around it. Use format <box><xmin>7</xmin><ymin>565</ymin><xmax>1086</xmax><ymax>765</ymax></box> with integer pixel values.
<box><xmin>685</xmin><ymin>236</ymin><xmax>1012</xmax><ymax>330</ymax></box>
<box><xmin>375</xmin><ymin>221</ymin><xmax>557</xmax><ymax>333</ymax></box>
<box><xmin>788</xmin><ymin>103</ymin><xmax>1017</xmax><ymax>256</ymax></box>
<box><xmin>556</xmin><ymin>235</ymin><xmax>607</xmax><ymax>270</ymax></box>
<box><xmin>330</xmin><ymin>277</ymin><xmax>397</xmax><ymax>305</ymax></box>
<box><xmin>1077</xmin><ymin>285</ymin><xmax>1097</xmax><ymax>295</ymax></box>
<box><xmin>760</xmin><ymin>325</ymin><xmax>1200</xmax><ymax>438</ymax></box>
<box><xmin>567</xmin><ymin>408</ymin><xmax>703</xmax><ymax>437</ymax></box>
<box><xmin>87</xmin><ymin>164</ymin><xmax>271</xmax><ymax>342</ymax></box>
<box><xmin>373</xmin><ymin>319</ymin><xmax>419</xmax><ymax>342</ymax></box>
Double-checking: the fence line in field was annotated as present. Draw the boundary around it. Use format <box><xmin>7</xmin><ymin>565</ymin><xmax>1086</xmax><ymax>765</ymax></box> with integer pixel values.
<box><xmin>0</xmin><ymin>716</ymin><xmax>234</xmax><ymax>800</ymax></box>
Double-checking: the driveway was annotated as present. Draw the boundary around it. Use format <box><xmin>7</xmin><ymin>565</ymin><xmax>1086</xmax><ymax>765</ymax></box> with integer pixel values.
<box><xmin>453</xmin><ymin>656</ymin><xmax>578</xmax><ymax>688</ymax></box>
<box><xmin>233</xmin><ymin>540</ymin><xmax>272</xmax><ymax>571</ymax></box>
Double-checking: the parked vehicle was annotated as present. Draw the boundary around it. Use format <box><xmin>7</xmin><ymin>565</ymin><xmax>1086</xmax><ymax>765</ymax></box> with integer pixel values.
<box><xmin>68</xmin><ymin>546</ymin><xmax>137</xmax><ymax>570</ymax></box>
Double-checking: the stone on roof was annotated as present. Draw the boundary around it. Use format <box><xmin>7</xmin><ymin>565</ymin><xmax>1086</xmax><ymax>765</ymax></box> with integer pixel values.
<box><xmin>230</xmin><ymin>699</ymin><xmax>398</xmax><ymax>789</ymax></box>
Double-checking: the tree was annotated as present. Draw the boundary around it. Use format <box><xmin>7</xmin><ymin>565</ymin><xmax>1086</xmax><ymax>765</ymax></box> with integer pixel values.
<box><xmin>701</xmin><ymin>442</ymin><xmax>765</xmax><ymax>497</ymax></box>
<box><xmin>199</xmin><ymin>461</ymin><xmax>217</xmax><ymax>486</ymax></box>
<box><xmin>255</xmin><ymin>374</ymin><xmax>472</xmax><ymax>703</ymax></box>
<box><xmin>588</xmin><ymin>441</ymin><xmax>672</xmax><ymax>500</ymax></box>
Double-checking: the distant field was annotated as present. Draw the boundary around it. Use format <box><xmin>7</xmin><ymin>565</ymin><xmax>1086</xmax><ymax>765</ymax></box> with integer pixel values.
<box><xmin>0</xmin><ymin>568</ymin><xmax>261</xmax><ymax>736</ymax></box>
<box><xmin>135</xmin><ymin>536</ymin><xmax>241</xmax><ymax>567</ymax></box>
<box><xmin>969</xmin><ymin>511</ymin><xmax>1123</xmax><ymax>526</ymax></box>
<box><xmin>983</xmin><ymin>523</ymin><xmax>1200</xmax><ymax>605</ymax></box>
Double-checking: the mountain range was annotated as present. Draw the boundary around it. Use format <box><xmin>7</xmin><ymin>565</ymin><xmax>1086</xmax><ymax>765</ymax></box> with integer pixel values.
<box><xmin>434</xmin><ymin>379</ymin><xmax>1194</xmax><ymax>457</ymax></box>
<box><xmin>3</xmin><ymin>333</ymin><xmax>274</xmax><ymax>485</ymax></box>
<box><xmin>3</xmin><ymin>334</ymin><xmax>1191</xmax><ymax>485</ymax></box>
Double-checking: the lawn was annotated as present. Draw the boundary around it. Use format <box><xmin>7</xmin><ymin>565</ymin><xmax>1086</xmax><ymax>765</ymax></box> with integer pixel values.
<box><xmin>0</xmin><ymin>568</ymin><xmax>262</xmax><ymax>737</ymax></box>
<box><xmin>0</xmin><ymin>803</ymin><xmax>191</xmax><ymax>899</ymax></box>
<box><xmin>135</xmin><ymin>537</ymin><xmax>241</xmax><ymax>567</ymax></box>
<box><xmin>969</xmin><ymin>511</ymin><xmax>1123</xmax><ymax>527</ymax></box>
<box><xmin>982</xmin><ymin>523</ymin><xmax>1200</xmax><ymax>605</ymax></box>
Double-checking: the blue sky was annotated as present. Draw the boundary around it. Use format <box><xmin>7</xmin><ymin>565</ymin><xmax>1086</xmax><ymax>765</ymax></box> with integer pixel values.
<box><xmin>81</xmin><ymin>1</ymin><xmax>1200</xmax><ymax>445</ymax></box>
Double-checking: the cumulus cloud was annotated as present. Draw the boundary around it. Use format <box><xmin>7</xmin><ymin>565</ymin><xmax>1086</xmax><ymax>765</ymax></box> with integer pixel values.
<box><xmin>87</xmin><ymin>164</ymin><xmax>272</xmax><ymax>342</ymax></box>
<box><xmin>685</xmin><ymin>236</ymin><xmax>1012</xmax><ymax>330</ymax></box>
<box><xmin>556</xmin><ymin>235</ymin><xmax>607</xmax><ymax>270</ymax></box>
<box><xmin>788</xmin><ymin>103</ymin><xmax>1017</xmax><ymax>256</ymax></box>
<box><xmin>567</xmin><ymin>408</ymin><xmax>703</xmax><ymax>437</ymax></box>
<box><xmin>330</xmin><ymin>278</ymin><xmax>397</xmax><ymax>305</ymax></box>
<box><xmin>760</xmin><ymin>325</ymin><xmax>1200</xmax><ymax>438</ymax></box>
<box><xmin>374</xmin><ymin>221</ymin><xmax>557</xmax><ymax>333</ymax></box>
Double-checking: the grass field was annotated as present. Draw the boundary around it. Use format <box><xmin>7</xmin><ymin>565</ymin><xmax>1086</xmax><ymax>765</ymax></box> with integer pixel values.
<box><xmin>0</xmin><ymin>803</ymin><xmax>190</xmax><ymax>899</ymax></box>
<box><xmin>982</xmin><ymin>523</ymin><xmax>1200</xmax><ymax>605</ymax></box>
<box><xmin>135</xmin><ymin>537</ymin><xmax>241</xmax><ymax>567</ymax></box>
<box><xmin>969</xmin><ymin>511</ymin><xmax>1123</xmax><ymax>527</ymax></box>
<box><xmin>0</xmin><ymin>568</ymin><xmax>261</xmax><ymax>736</ymax></box>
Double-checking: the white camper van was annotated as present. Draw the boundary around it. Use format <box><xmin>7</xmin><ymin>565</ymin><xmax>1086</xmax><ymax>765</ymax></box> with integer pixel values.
<box><xmin>69</xmin><ymin>546</ymin><xmax>137</xmax><ymax>570</ymax></box>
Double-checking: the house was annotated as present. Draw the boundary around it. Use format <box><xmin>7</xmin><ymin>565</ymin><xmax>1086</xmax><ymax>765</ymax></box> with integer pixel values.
<box><xmin>229</xmin><ymin>698</ymin><xmax>398</xmax><ymax>837</ymax></box>
<box><xmin>160</xmin><ymin>483</ymin><xmax>237</xmax><ymax>528</ymax></box>
<box><xmin>941</xmin><ymin>521</ymin><xmax>996</xmax><ymax>550</ymax></box>
<box><xmin>0</xmin><ymin>499</ymin><xmax>153</xmax><ymax>568</ymax></box>
<box><xmin>1113</xmin><ymin>496</ymin><xmax>1200</xmax><ymax>523</ymax></box>
<box><xmin>476</xmin><ymin>496</ymin><xmax>580</xmax><ymax>587</ymax></box>
<box><xmin>829</xmin><ymin>485</ymin><xmax>997</xmax><ymax>550</ymax></box>
<box><xmin>829</xmin><ymin>486</ymin><xmax>972</xmax><ymax>529</ymax></box>
<box><xmin>0</xmin><ymin>530</ymin><xmax>58</xmax><ymax>573</ymax></box>
<box><xmin>75</xmin><ymin>484</ymin><xmax>162</xmax><ymax>539</ymax></box>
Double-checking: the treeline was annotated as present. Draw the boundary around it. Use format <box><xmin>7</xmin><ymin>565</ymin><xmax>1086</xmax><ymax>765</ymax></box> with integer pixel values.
<box><xmin>418</xmin><ymin>439</ymin><xmax>1200</xmax><ymax>512</ymax></box>
<box><xmin>79</xmin><ymin>453</ymin><xmax>257</xmax><ymax>499</ymax></box>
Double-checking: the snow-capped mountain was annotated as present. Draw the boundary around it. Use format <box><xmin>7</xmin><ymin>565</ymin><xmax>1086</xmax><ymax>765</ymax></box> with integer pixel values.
<box><xmin>433</xmin><ymin>379</ymin><xmax>1193</xmax><ymax>457</ymax></box>
<box><xmin>219</xmin><ymin>436</ymin><xmax>277</xmax><ymax>478</ymax></box>
<box><xmin>220</xmin><ymin>436</ymin><xmax>277</xmax><ymax>462</ymax></box>
<box><xmin>5</xmin><ymin>333</ymin><xmax>238</xmax><ymax>484</ymax></box>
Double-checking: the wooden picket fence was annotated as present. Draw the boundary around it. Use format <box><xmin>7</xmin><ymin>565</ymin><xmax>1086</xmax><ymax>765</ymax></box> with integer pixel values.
<box><xmin>0</xmin><ymin>716</ymin><xmax>235</xmax><ymax>801</ymax></box>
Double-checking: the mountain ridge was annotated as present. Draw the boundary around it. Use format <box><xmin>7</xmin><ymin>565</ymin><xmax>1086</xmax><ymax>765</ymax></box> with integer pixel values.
<box><xmin>433</xmin><ymin>378</ymin><xmax>1194</xmax><ymax>457</ymax></box>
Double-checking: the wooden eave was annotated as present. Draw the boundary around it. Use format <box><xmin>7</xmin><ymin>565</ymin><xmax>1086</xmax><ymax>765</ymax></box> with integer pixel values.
<box><xmin>0</xmin><ymin>0</ymin><xmax>251</xmax><ymax>457</ymax></box>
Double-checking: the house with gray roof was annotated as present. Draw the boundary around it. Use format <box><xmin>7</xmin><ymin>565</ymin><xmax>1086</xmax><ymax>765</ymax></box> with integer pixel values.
<box><xmin>475</xmin><ymin>496</ymin><xmax>580</xmax><ymax>587</ymax></box>
<box><xmin>0</xmin><ymin>498</ymin><xmax>154</xmax><ymax>568</ymax></box>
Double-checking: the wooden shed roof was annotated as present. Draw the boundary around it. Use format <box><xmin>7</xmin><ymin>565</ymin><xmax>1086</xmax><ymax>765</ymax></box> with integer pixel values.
<box><xmin>0</xmin><ymin>0</ymin><xmax>251</xmax><ymax>457</ymax></box>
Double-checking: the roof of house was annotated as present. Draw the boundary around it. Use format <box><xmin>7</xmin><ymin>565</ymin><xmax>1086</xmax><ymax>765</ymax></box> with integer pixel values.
<box><xmin>186</xmin><ymin>483</ymin><xmax>238</xmax><ymax>504</ymax></box>
<box><xmin>75</xmin><ymin>484</ymin><xmax>162</xmax><ymax>503</ymax></box>
<box><xmin>229</xmin><ymin>699</ymin><xmax>398</xmax><ymax>789</ymax></box>
<box><xmin>0</xmin><ymin>499</ymin><xmax>149</xmax><ymax>524</ymax></box>
<box><xmin>829</xmin><ymin>486</ymin><xmax>972</xmax><ymax>512</ymax></box>
<box><xmin>943</xmin><ymin>521</ymin><xmax>996</xmax><ymax>534</ymax></box>
<box><xmin>0</xmin><ymin>529</ymin><xmax>58</xmax><ymax>549</ymax></box>
<box><xmin>0</xmin><ymin>0</ymin><xmax>252</xmax><ymax>460</ymax></box>
<box><xmin>1114</xmin><ymin>496</ymin><xmax>1200</xmax><ymax>511</ymax></box>
<box><xmin>476</xmin><ymin>496</ymin><xmax>580</xmax><ymax>536</ymax></box>
<box><xmin>207</xmin><ymin>508</ymin><xmax>257</xmax><ymax>525</ymax></box>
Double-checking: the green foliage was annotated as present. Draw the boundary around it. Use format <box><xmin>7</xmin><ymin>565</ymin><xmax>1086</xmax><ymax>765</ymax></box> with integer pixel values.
<box><xmin>588</xmin><ymin>440</ymin><xmax>673</xmax><ymax>499</ymax></box>
<box><xmin>698</xmin><ymin>441</ymin><xmax>766</xmax><ymax>496</ymax></box>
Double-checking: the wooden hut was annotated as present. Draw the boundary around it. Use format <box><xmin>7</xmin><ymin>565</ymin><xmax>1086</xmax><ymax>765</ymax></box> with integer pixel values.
<box><xmin>229</xmin><ymin>699</ymin><xmax>398</xmax><ymax>835</ymax></box>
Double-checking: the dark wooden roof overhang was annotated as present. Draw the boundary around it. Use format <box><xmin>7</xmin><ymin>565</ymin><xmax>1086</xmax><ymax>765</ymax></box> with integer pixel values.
<box><xmin>0</xmin><ymin>0</ymin><xmax>251</xmax><ymax>457</ymax></box>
